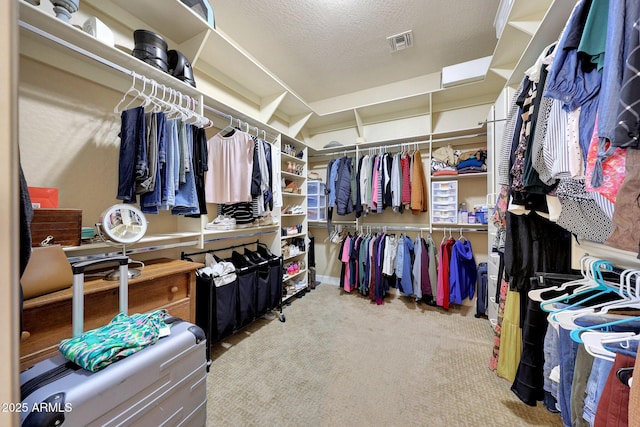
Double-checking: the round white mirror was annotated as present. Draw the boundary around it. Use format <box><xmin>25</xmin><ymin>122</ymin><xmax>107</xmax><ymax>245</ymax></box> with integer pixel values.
<box><xmin>100</xmin><ymin>204</ymin><xmax>147</xmax><ymax>244</ymax></box>
<box><xmin>96</xmin><ymin>204</ymin><xmax>147</xmax><ymax>280</ymax></box>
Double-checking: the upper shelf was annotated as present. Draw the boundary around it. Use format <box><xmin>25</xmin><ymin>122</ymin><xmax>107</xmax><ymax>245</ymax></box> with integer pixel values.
<box><xmin>19</xmin><ymin>0</ymin><xmax>577</xmax><ymax>152</ymax></box>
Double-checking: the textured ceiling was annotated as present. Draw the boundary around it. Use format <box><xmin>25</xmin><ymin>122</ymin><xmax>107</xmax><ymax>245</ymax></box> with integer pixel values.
<box><xmin>212</xmin><ymin>0</ymin><xmax>501</xmax><ymax>104</ymax></box>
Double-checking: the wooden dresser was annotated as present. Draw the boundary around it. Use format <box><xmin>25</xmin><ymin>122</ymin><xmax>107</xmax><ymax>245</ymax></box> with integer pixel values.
<box><xmin>20</xmin><ymin>258</ymin><xmax>202</xmax><ymax>372</ymax></box>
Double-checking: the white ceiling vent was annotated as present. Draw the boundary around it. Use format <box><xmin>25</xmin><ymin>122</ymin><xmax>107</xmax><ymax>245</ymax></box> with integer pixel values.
<box><xmin>387</xmin><ymin>30</ymin><xmax>413</xmax><ymax>52</ymax></box>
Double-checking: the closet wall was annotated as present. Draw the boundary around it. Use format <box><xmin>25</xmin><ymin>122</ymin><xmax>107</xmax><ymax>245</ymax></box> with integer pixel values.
<box><xmin>308</xmin><ymin>141</ymin><xmax>490</xmax><ymax>285</ymax></box>
<box><xmin>2</xmin><ymin>1</ymin><xmax>19</xmax><ymax>422</ymax></box>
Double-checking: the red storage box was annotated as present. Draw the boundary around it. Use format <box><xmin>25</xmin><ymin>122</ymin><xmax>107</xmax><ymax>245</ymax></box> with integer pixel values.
<box><xmin>28</xmin><ymin>187</ymin><xmax>59</xmax><ymax>208</ymax></box>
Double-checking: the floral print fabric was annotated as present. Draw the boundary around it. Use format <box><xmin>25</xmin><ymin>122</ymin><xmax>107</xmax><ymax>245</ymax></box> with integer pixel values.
<box><xmin>58</xmin><ymin>309</ymin><xmax>169</xmax><ymax>372</ymax></box>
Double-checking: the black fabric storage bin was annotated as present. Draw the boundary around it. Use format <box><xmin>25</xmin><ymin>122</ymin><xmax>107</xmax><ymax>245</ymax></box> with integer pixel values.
<box><xmin>195</xmin><ymin>272</ymin><xmax>238</xmax><ymax>362</ymax></box>
<box><xmin>255</xmin><ymin>265</ymin><xmax>270</xmax><ymax>316</ymax></box>
<box><xmin>268</xmin><ymin>257</ymin><xmax>283</xmax><ymax>309</ymax></box>
<box><xmin>215</xmin><ymin>278</ymin><xmax>239</xmax><ymax>338</ymax></box>
<box><xmin>235</xmin><ymin>265</ymin><xmax>257</xmax><ymax>328</ymax></box>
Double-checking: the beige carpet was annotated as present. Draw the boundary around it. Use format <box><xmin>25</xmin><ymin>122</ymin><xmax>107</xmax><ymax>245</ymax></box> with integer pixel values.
<box><xmin>206</xmin><ymin>284</ymin><xmax>562</xmax><ymax>426</ymax></box>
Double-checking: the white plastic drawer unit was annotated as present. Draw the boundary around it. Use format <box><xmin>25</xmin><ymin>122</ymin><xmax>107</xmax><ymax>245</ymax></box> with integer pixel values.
<box><xmin>308</xmin><ymin>181</ymin><xmax>325</xmax><ymax>196</ymax></box>
<box><xmin>308</xmin><ymin>208</ymin><xmax>326</xmax><ymax>221</ymax></box>
<box><xmin>431</xmin><ymin>181</ymin><xmax>458</xmax><ymax>224</ymax></box>
<box><xmin>308</xmin><ymin>195</ymin><xmax>326</xmax><ymax>208</ymax></box>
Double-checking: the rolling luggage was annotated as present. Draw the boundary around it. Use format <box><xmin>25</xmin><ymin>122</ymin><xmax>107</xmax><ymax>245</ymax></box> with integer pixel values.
<box><xmin>19</xmin><ymin>256</ymin><xmax>208</xmax><ymax>427</ymax></box>
<box><xmin>475</xmin><ymin>262</ymin><xmax>488</xmax><ymax>318</ymax></box>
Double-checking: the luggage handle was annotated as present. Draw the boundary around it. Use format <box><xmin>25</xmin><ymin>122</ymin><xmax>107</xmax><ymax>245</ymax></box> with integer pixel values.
<box><xmin>71</xmin><ymin>256</ymin><xmax>129</xmax><ymax>337</ymax></box>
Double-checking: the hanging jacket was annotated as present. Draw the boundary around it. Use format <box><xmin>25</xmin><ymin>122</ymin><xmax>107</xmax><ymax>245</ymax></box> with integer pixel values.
<box><xmin>336</xmin><ymin>157</ymin><xmax>353</xmax><ymax>215</ymax></box>
<box><xmin>449</xmin><ymin>239</ymin><xmax>477</xmax><ymax>305</ymax></box>
<box><xmin>410</xmin><ymin>150</ymin><xmax>428</xmax><ymax>215</ymax></box>
<box><xmin>355</xmin><ymin>156</ymin><xmax>364</xmax><ymax>218</ymax></box>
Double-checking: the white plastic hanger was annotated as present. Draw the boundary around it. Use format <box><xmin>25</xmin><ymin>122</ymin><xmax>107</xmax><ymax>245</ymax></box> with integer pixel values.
<box><xmin>528</xmin><ymin>256</ymin><xmax>596</xmax><ymax>303</ymax></box>
<box><xmin>538</xmin><ymin>257</ymin><xmax>614</xmax><ymax>312</ymax></box>
<box><xmin>552</xmin><ymin>268</ymin><xmax>635</xmax><ymax>331</ymax></box>
<box><xmin>581</xmin><ymin>331</ymin><xmax>636</xmax><ymax>362</ymax></box>
<box><xmin>113</xmin><ymin>72</ymin><xmax>150</xmax><ymax>113</ymax></box>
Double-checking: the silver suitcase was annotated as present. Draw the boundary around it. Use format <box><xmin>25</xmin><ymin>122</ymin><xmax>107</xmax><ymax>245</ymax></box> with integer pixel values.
<box><xmin>19</xmin><ymin>257</ymin><xmax>207</xmax><ymax>426</ymax></box>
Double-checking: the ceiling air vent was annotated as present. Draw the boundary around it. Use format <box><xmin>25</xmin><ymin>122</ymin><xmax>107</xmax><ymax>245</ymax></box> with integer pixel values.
<box><xmin>387</xmin><ymin>30</ymin><xmax>413</xmax><ymax>52</ymax></box>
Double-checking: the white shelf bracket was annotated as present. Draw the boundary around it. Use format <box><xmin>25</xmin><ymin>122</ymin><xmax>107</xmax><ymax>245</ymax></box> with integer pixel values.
<box><xmin>260</xmin><ymin>91</ymin><xmax>287</xmax><ymax>124</ymax></box>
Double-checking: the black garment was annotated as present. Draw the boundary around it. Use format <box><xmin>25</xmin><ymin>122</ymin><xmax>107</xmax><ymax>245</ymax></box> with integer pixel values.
<box><xmin>336</xmin><ymin>157</ymin><xmax>353</xmax><ymax>216</ymax></box>
<box><xmin>326</xmin><ymin>158</ymin><xmax>335</xmax><ymax>234</ymax></box>
<box><xmin>383</xmin><ymin>154</ymin><xmax>393</xmax><ymax>209</ymax></box>
<box><xmin>504</xmin><ymin>211</ymin><xmax>572</xmax><ymax>295</ymax></box>
<box><xmin>186</xmin><ymin>126</ymin><xmax>208</xmax><ymax>217</ymax></box>
<box><xmin>511</xmin><ymin>276</ymin><xmax>550</xmax><ymax>406</ymax></box>
<box><xmin>355</xmin><ymin>156</ymin><xmax>364</xmax><ymax>218</ymax></box>
<box><xmin>19</xmin><ymin>162</ymin><xmax>33</xmax><ymax>333</ymax></box>
<box><xmin>250</xmin><ymin>139</ymin><xmax>262</xmax><ymax>197</ymax></box>
<box><xmin>523</xmin><ymin>44</ymin><xmax>556</xmax><ymax>195</ymax></box>
<box><xmin>510</xmin><ymin>272</ymin><xmax>615</xmax><ymax>407</ymax></box>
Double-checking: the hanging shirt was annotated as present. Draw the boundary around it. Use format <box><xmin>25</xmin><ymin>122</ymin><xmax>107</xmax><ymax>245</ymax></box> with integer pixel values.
<box><xmin>412</xmin><ymin>237</ymin><xmax>423</xmax><ymax>300</ymax></box>
<box><xmin>391</xmin><ymin>153</ymin><xmax>402</xmax><ymax>211</ymax></box>
<box><xmin>426</xmin><ymin>236</ymin><xmax>438</xmax><ymax>298</ymax></box>
<box><xmin>396</xmin><ymin>236</ymin><xmax>414</xmax><ymax>296</ymax></box>
<box><xmin>371</xmin><ymin>156</ymin><xmax>379</xmax><ymax>211</ymax></box>
<box><xmin>449</xmin><ymin>239</ymin><xmax>477</xmax><ymax>305</ymax></box>
<box><xmin>205</xmin><ymin>130</ymin><xmax>254</xmax><ymax>204</ymax></box>
<box><xmin>401</xmin><ymin>153</ymin><xmax>411</xmax><ymax>205</ymax></box>
<box><xmin>360</xmin><ymin>155</ymin><xmax>371</xmax><ymax>212</ymax></box>
<box><xmin>419</xmin><ymin>237</ymin><xmax>431</xmax><ymax>298</ymax></box>
<box><xmin>382</xmin><ymin>235</ymin><xmax>398</xmax><ymax>276</ymax></box>
<box><xmin>410</xmin><ymin>150</ymin><xmax>428</xmax><ymax>215</ymax></box>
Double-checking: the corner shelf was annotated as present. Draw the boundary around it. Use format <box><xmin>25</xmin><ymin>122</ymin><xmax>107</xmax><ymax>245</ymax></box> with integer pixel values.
<box><xmin>281</xmin><ymin>232</ymin><xmax>306</xmax><ymax>240</ymax></box>
<box><xmin>283</xmin><ymin>251</ymin><xmax>307</xmax><ymax>262</ymax></box>
<box><xmin>281</xmin><ymin>171</ymin><xmax>306</xmax><ymax>180</ymax></box>
<box><xmin>283</xmin><ymin>268</ymin><xmax>308</xmax><ymax>282</ymax></box>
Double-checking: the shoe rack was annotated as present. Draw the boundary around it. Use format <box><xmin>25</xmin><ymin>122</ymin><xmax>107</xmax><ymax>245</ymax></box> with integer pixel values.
<box><xmin>280</xmin><ymin>135</ymin><xmax>309</xmax><ymax>300</ymax></box>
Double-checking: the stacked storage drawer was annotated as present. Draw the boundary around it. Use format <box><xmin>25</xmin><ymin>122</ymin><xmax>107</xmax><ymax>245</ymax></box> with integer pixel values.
<box><xmin>431</xmin><ymin>181</ymin><xmax>458</xmax><ymax>224</ymax></box>
<box><xmin>308</xmin><ymin>181</ymin><xmax>326</xmax><ymax>221</ymax></box>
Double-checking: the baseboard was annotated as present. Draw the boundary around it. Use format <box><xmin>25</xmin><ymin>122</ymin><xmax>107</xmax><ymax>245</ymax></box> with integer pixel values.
<box><xmin>317</xmin><ymin>275</ymin><xmax>340</xmax><ymax>286</ymax></box>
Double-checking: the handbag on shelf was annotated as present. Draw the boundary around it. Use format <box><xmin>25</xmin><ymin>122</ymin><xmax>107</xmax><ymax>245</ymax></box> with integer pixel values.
<box><xmin>21</xmin><ymin>244</ymin><xmax>73</xmax><ymax>299</ymax></box>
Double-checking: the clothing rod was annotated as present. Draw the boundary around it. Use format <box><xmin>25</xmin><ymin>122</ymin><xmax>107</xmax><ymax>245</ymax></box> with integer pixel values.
<box><xmin>478</xmin><ymin>118</ymin><xmax>507</xmax><ymax>125</ymax></box>
<box><xmin>181</xmin><ymin>239</ymin><xmax>260</xmax><ymax>260</ymax></box>
<box><xmin>203</xmin><ymin>105</ymin><xmax>279</xmax><ymax>143</ymax></box>
<box><xmin>20</xmin><ymin>19</ymin><xmax>279</xmax><ymax>142</ymax></box>
<box><xmin>357</xmin><ymin>225</ymin><xmax>431</xmax><ymax>232</ymax></box>
<box><xmin>203</xmin><ymin>229</ymin><xmax>276</xmax><ymax>244</ymax></box>
<box><xmin>66</xmin><ymin>239</ymin><xmax>200</xmax><ymax>263</ymax></box>
<box><xmin>309</xmin><ymin>133</ymin><xmax>487</xmax><ymax>159</ymax></box>
<box><xmin>431</xmin><ymin>227</ymin><xmax>488</xmax><ymax>233</ymax></box>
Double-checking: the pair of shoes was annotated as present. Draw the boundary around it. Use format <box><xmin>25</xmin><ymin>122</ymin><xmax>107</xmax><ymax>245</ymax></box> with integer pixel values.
<box><xmin>282</xmin><ymin>180</ymin><xmax>299</xmax><ymax>193</ymax></box>
<box><xmin>286</xmin><ymin>262</ymin><xmax>299</xmax><ymax>276</ymax></box>
<box><xmin>286</xmin><ymin>226</ymin><xmax>299</xmax><ymax>235</ymax></box>
<box><xmin>288</xmin><ymin>245</ymin><xmax>301</xmax><ymax>256</ymax></box>
<box><xmin>254</xmin><ymin>212</ymin><xmax>277</xmax><ymax>226</ymax></box>
<box><xmin>205</xmin><ymin>215</ymin><xmax>236</xmax><ymax>230</ymax></box>
<box><xmin>283</xmin><ymin>205</ymin><xmax>304</xmax><ymax>215</ymax></box>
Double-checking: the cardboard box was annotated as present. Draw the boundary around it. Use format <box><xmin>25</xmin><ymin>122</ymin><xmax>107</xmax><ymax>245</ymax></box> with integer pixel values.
<box><xmin>30</xmin><ymin>208</ymin><xmax>82</xmax><ymax>247</ymax></box>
